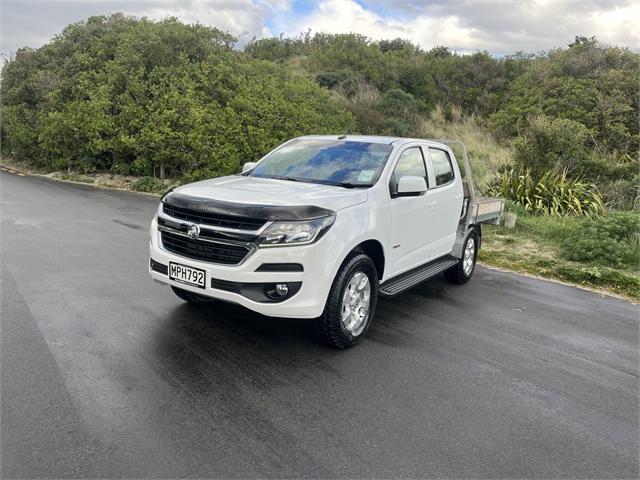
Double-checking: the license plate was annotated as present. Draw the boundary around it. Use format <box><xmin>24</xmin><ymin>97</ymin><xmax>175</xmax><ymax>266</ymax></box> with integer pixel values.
<box><xmin>169</xmin><ymin>262</ymin><xmax>206</xmax><ymax>289</ymax></box>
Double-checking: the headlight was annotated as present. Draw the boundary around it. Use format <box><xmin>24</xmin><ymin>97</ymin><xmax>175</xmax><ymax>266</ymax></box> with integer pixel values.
<box><xmin>257</xmin><ymin>215</ymin><xmax>336</xmax><ymax>247</ymax></box>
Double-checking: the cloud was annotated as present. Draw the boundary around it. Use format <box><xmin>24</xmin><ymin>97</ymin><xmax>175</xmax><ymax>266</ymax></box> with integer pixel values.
<box><xmin>279</xmin><ymin>0</ymin><xmax>484</xmax><ymax>52</ymax></box>
<box><xmin>134</xmin><ymin>0</ymin><xmax>275</xmax><ymax>42</ymax></box>
<box><xmin>0</xmin><ymin>0</ymin><xmax>277</xmax><ymax>57</ymax></box>
<box><xmin>278</xmin><ymin>0</ymin><xmax>639</xmax><ymax>53</ymax></box>
<box><xmin>1</xmin><ymin>0</ymin><xmax>638</xmax><ymax>60</ymax></box>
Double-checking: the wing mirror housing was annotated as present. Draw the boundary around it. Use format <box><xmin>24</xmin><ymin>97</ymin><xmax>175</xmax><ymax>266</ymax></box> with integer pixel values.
<box><xmin>242</xmin><ymin>162</ymin><xmax>257</xmax><ymax>173</ymax></box>
<box><xmin>396</xmin><ymin>176</ymin><xmax>427</xmax><ymax>196</ymax></box>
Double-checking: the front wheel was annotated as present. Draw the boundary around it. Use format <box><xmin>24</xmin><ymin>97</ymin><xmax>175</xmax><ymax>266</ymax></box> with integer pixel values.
<box><xmin>445</xmin><ymin>232</ymin><xmax>477</xmax><ymax>284</ymax></box>
<box><xmin>311</xmin><ymin>253</ymin><xmax>379</xmax><ymax>349</ymax></box>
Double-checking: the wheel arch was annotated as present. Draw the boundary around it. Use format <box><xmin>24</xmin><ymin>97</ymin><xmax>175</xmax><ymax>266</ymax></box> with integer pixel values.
<box><xmin>452</xmin><ymin>223</ymin><xmax>483</xmax><ymax>258</ymax></box>
<box><xmin>351</xmin><ymin>239</ymin><xmax>385</xmax><ymax>281</ymax></box>
<box><xmin>472</xmin><ymin>223</ymin><xmax>482</xmax><ymax>249</ymax></box>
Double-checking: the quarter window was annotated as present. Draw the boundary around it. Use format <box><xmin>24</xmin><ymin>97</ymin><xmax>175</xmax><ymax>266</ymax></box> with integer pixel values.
<box><xmin>429</xmin><ymin>148</ymin><xmax>454</xmax><ymax>186</ymax></box>
<box><xmin>390</xmin><ymin>147</ymin><xmax>427</xmax><ymax>195</ymax></box>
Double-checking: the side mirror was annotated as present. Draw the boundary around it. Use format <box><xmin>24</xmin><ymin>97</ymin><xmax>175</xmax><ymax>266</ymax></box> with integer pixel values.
<box><xmin>397</xmin><ymin>176</ymin><xmax>427</xmax><ymax>196</ymax></box>
<box><xmin>242</xmin><ymin>162</ymin><xmax>257</xmax><ymax>173</ymax></box>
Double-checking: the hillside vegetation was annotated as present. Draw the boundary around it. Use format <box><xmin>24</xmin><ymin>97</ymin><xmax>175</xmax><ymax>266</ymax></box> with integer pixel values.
<box><xmin>0</xmin><ymin>15</ymin><xmax>353</xmax><ymax>181</ymax></box>
<box><xmin>246</xmin><ymin>32</ymin><xmax>638</xmax><ymax>211</ymax></box>
<box><xmin>2</xmin><ymin>17</ymin><xmax>638</xmax><ymax>210</ymax></box>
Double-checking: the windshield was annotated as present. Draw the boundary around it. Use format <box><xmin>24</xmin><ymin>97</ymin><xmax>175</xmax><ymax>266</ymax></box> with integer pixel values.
<box><xmin>249</xmin><ymin>139</ymin><xmax>394</xmax><ymax>187</ymax></box>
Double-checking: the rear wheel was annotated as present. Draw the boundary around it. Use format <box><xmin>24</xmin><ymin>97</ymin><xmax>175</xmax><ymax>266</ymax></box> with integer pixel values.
<box><xmin>311</xmin><ymin>253</ymin><xmax>378</xmax><ymax>349</ymax></box>
<box><xmin>445</xmin><ymin>232</ymin><xmax>477</xmax><ymax>284</ymax></box>
<box><xmin>171</xmin><ymin>286</ymin><xmax>216</xmax><ymax>304</ymax></box>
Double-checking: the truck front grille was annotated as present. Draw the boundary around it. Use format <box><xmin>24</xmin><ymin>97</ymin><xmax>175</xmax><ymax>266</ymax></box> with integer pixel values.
<box><xmin>160</xmin><ymin>231</ymin><xmax>251</xmax><ymax>265</ymax></box>
<box><xmin>163</xmin><ymin>204</ymin><xmax>265</xmax><ymax>231</ymax></box>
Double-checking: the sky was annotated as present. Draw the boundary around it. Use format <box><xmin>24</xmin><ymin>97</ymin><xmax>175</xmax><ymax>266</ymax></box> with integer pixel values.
<box><xmin>1</xmin><ymin>0</ymin><xmax>639</xmax><ymax>60</ymax></box>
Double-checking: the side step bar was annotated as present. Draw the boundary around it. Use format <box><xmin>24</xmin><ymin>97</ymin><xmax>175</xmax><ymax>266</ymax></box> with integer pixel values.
<box><xmin>379</xmin><ymin>256</ymin><xmax>459</xmax><ymax>297</ymax></box>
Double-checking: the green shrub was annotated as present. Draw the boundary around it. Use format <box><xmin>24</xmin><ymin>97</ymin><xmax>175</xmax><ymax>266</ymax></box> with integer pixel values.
<box><xmin>489</xmin><ymin>41</ymin><xmax>639</xmax><ymax>154</ymax></box>
<box><xmin>490</xmin><ymin>167</ymin><xmax>605</xmax><ymax>217</ymax></box>
<box><xmin>561</xmin><ymin>212</ymin><xmax>640</xmax><ymax>266</ymax></box>
<box><xmin>380</xmin><ymin>117</ymin><xmax>414</xmax><ymax>137</ymax></box>
<box><xmin>375</xmin><ymin>88</ymin><xmax>424</xmax><ymax>137</ymax></box>
<box><xmin>315</xmin><ymin>70</ymin><xmax>361</xmax><ymax>95</ymax></box>
<box><xmin>513</xmin><ymin>115</ymin><xmax>591</xmax><ymax>173</ymax></box>
<box><xmin>131</xmin><ymin>176</ymin><xmax>167</xmax><ymax>194</ymax></box>
<box><xmin>0</xmin><ymin>15</ymin><xmax>354</xmax><ymax>179</ymax></box>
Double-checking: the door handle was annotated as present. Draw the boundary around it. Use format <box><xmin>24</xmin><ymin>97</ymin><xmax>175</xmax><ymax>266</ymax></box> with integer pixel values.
<box><xmin>427</xmin><ymin>201</ymin><xmax>437</xmax><ymax>208</ymax></box>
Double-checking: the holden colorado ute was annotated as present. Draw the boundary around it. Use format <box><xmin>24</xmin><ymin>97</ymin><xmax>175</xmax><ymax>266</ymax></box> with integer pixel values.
<box><xmin>149</xmin><ymin>135</ymin><xmax>503</xmax><ymax>348</ymax></box>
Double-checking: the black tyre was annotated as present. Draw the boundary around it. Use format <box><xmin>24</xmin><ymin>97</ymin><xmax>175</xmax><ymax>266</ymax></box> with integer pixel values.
<box><xmin>445</xmin><ymin>232</ymin><xmax>478</xmax><ymax>284</ymax></box>
<box><xmin>171</xmin><ymin>286</ymin><xmax>216</xmax><ymax>304</ymax></box>
<box><xmin>311</xmin><ymin>253</ymin><xmax>379</xmax><ymax>349</ymax></box>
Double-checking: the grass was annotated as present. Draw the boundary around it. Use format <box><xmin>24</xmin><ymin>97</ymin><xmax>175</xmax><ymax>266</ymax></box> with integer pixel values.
<box><xmin>131</xmin><ymin>176</ymin><xmax>169</xmax><ymax>194</ymax></box>
<box><xmin>57</xmin><ymin>172</ymin><xmax>94</xmax><ymax>183</ymax></box>
<box><xmin>479</xmin><ymin>207</ymin><xmax>640</xmax><ymax>300</ymax></box>
<box><xmin>1</xmin><ymin>156</ymin><xmax>177</xmax><ymax>195</ymax></box>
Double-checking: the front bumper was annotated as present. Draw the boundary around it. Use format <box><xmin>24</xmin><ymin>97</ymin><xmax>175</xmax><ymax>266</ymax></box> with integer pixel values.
<box><xmin>148</xmin><ymin>217</ymin><xmax>334</xmax><ymax>318</ymax></box>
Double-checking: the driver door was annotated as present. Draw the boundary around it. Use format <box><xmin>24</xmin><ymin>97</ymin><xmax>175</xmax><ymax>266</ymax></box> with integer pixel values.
<box><xmin>387</xmin><ymin>146</ymin><xmax>431</xmax><ymax>276</ymax></box>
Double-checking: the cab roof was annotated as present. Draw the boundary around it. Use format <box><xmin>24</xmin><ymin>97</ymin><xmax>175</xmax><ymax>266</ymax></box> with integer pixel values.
<box><xmin>297</xmin><ymin>135</ymin><xmax>450</xmax><ymax>149</ymax></box>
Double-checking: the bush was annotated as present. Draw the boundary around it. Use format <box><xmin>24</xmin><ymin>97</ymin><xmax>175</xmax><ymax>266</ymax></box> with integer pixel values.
<box><xmin>376</xmin><ymin>88</ymin><xmax>425</xmax><ymax>117</ymax></box>
<box><xmin>561</xmin><ymin>212</ymin><xmax>640</xmax><ymax>266</ymax></box>
<box><xmin>315</xmin><ymin>70</ymin><xmax>361</xmax><ymax>95</ymax></box>
<box><xmin>0</xmin><ymin>15</ymin><xmax>354</xmax><ymax>179</ymax></box>
<box><xmin>490</xmin><ymin>167</ymin><xmax>606</xmax><ymax>217</ymax></box>
<box><xmin>513</xmin><ymin>115</ymin><xmax>591</xmax><ymax>173</ymax></box>
<box><xmin>375</xmin><ymin>88</ymin><xmax>425</xmax><ymax>137</ymax></box>
<box><xmin>489</xmin><ymin>41</ymin><xmax>639</xmax><ymax>154</ymax></box>
<box><xmin>131</xmin><ymin>176</ymin><xmax>167</xmax><ymax>194</ymax></box>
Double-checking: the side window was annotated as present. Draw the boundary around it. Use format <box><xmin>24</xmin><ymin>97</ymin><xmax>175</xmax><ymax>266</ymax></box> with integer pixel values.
<box><xmin>390</xmin><ymin>147</ymin><xmax>427</xmax><ymax>195</ymax></box>
<box><xmin>429</xmin><ymin>148</ymin><xmax>454</xmax><ymax>186</ymax></box>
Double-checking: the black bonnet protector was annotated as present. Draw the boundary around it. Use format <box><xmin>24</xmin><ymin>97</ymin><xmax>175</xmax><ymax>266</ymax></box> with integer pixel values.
<box><xmin>163</xmin><ymin>190</ymin><xmax>335</xmax><ymax>222</ymax></box>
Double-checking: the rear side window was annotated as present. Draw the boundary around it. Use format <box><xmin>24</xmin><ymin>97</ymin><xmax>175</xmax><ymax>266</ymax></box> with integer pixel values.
<box><xmin>390</xmin><ymin>147</ymin><xmax>428</xmax><ymax>195</ymax></box>
<box><xmin>429</xmin><ymin>148</ymin><xmax>454</xmax><ymax>186</ymax></box>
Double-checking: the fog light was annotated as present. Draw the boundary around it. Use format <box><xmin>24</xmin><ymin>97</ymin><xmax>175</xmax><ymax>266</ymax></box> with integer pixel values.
<box><xmin>263</xmin><ymin>282</ymin><xmax>301</xmax><ymax>302</ymax></box>
<box><xmin>275</xmin><ymin>283</ymin><xmax>289</xmax><ymax>296</ymax></box>
<box><xmin>266</xmin><ymin>283</ymin><xmax>290</xmax><ymax>300</ymax></box>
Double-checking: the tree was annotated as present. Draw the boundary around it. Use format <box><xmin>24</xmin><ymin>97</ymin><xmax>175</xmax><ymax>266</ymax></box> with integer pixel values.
<box><xmin>0</xmin><ymin>15</ymin><xmax>354</xmax><ymax>178</ymax></box>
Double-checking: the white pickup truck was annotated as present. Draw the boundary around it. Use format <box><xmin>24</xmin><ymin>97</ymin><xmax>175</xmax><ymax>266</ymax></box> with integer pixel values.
<box><xmin>149</xmin><ymin>135</ymin><xmax>503</xmax><ymax>348</ymax></box>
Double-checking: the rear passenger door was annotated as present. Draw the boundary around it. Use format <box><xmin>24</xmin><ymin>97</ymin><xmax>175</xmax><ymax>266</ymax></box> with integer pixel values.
<box><xmin>424</xmin><ymin>147</ymin><xmax>463</xmax><ymax>259</ymax></box>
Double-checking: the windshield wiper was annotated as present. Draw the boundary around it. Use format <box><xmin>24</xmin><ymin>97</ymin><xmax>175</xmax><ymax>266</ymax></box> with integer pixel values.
<box><xmin>268</xmin><ymin>175</ymin><xmax>303</xmax><ymax>182</ymax></box>
<box><xmin>326</xmin><ymin>182</ymin><xmax>370</xmax><ymax>189</ymax></box>
<box><xmin>262</xmin><ymin>176</ymin><xmax>367</xmax><ymax>189</ymax></box>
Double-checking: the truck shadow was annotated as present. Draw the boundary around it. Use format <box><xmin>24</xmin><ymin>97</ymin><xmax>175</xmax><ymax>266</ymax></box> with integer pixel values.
<box><xmin>142</xmin><ymin>283</ymin><xmax>469</xmax><ymax>431</ymax></box>
<box><xmin>153</xmin><ymin>300</ymin><xmax>318</xmax><ymax>351</ymax></box>
<box><xmin>144</xmin><ymin>273</ymin><xmax>473</xmax><ymax>399</ymax></box>
<box><xmin>148</xmin><ymin>277</ymin><xmax>456</xmax><ymax>373</ymax></box>
<box><xmin>142</xmin><ymin>303</ymin><xmax>348</xmax><ymax>476</ymax></box>
<box><xmin>147</xmin><ymin>300</ymin><xmax>347</xmax><ymax>394</ymax></box>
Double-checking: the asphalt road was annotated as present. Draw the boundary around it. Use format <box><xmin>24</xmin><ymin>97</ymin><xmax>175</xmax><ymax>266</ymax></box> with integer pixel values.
<box><xmin>1</xmin><ymin>170</ymin><xmax>638</xmax><ymax>479</ymax></box>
